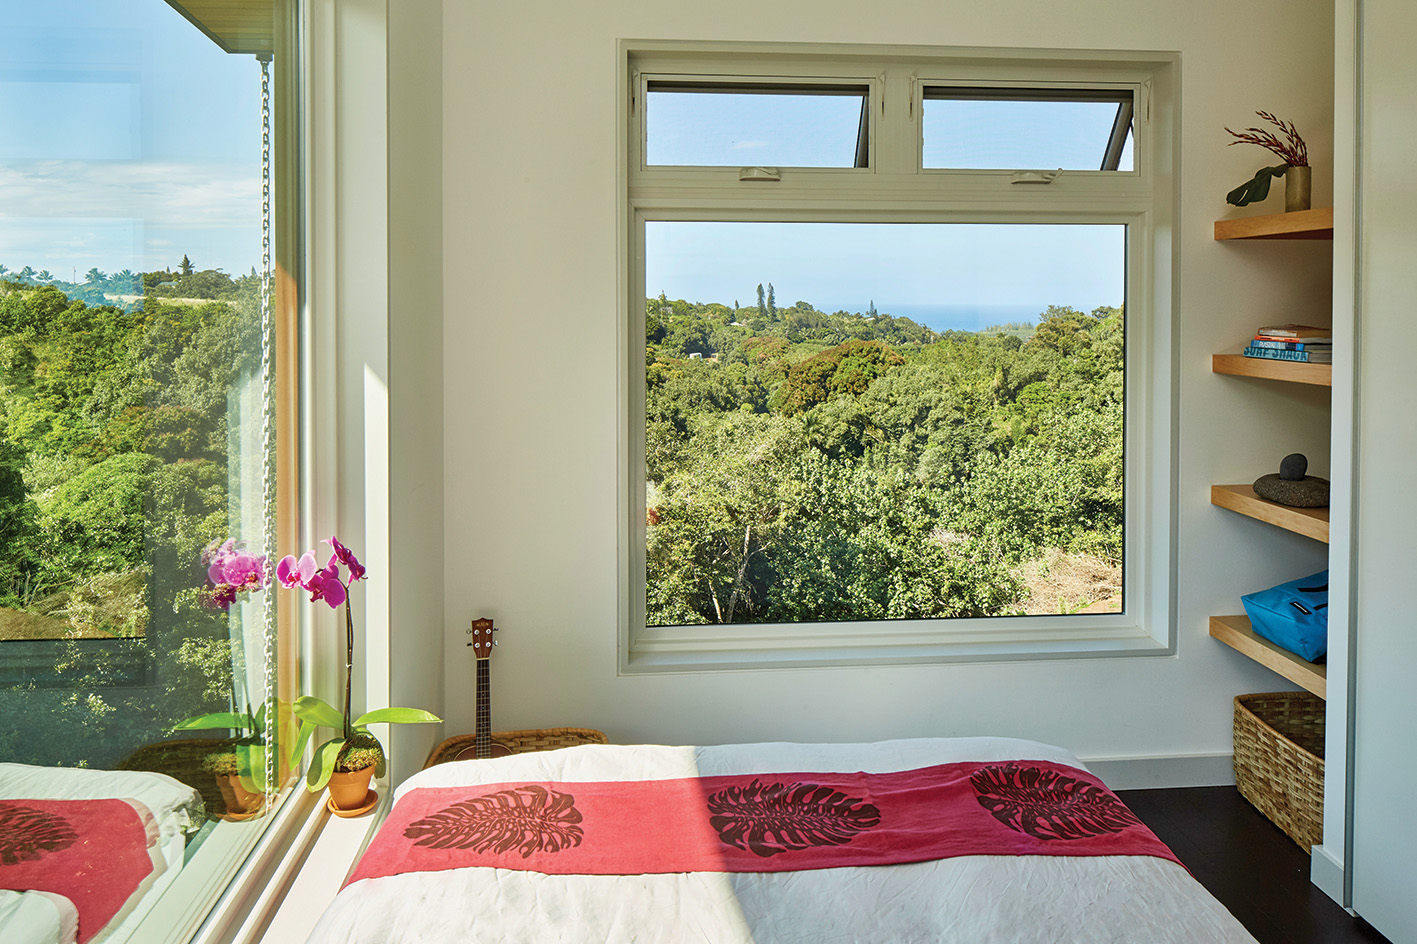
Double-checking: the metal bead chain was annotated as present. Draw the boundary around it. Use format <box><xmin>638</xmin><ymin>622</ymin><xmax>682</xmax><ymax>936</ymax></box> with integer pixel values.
<box><xmin>257</xmin><ymin>51</ymin><xmax>277</xmax><ymax>804</ymax></box>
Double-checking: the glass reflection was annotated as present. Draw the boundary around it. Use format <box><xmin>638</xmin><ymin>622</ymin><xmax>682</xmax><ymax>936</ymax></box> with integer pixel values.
<box><xmin>0</xmin><ymin>2</ymin><xmax>282</xmax><ymax>941</ymax></box>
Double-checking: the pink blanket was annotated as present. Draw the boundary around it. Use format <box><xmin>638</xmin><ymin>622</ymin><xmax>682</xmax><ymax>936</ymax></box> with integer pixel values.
<box><xmin>0</xmin><ymin>798</ymin><xmax>155</xmax><ymax>943</ymax></box>
<box><xmin>348</xmin><ymin>760</ymin><xmax>1177</xmax><ymax>886</ymax></box>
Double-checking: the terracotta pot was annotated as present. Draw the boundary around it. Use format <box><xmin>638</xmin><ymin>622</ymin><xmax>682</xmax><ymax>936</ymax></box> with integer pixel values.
<box><xmin>327</xmin><ymin>766</ymin><xmax>375</xmax><ymax>812</ymax></box>
<box><xmin>214</xmin><ymin>773</ymin><xmax>265</xmax><ymax>820</ymax></box>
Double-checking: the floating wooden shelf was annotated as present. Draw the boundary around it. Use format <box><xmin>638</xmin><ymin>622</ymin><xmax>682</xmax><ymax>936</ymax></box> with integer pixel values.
<box><xmin>1214</xmin><ymin>207</ymin><xmax>1334</xmax><ymax>240</ymax></box>
<box><xmin>1212</xmin><ymin>354</ymin><xmax>1332</xmax><ymax>387</ymax></box>
<box><xmin>1211</xmin><ymin>485</ymin><xmax>1329</xmax><ymax>543</ymax></box>
<box><xmin>1210</xmin><ymin>615</ymin><xmax>1327</xmax><ymax>698</ymax></box>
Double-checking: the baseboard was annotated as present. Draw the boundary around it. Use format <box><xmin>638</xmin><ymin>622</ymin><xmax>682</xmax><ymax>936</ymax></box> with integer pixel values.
<box><xmin>1309</xmin><ymin>843</ymin><xmax>1348</xmax><ymax>908</ymax></box>
<box><xmin>1082</xmin><ymin>752</ymin><xmax>1235</xmax><ymax>790</ymax></box>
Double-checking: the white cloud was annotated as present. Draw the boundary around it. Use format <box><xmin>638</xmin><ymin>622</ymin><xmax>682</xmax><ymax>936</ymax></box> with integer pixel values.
<box><xmin>0</xmin><ymin>159</ymin><xmax>259</xmax><ymax>229</ymax></box>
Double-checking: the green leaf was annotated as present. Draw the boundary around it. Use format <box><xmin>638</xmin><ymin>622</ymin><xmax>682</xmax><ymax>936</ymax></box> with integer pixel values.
<box><xmin>1226</xmin><ymin>165</ymin><xmax>1288</xmax><ymax>207</ymax></box>
<box><xmin>352</xmin><ymin>707</ymin><xmax>442</xmax><ymax>726</ymax></box>
<box><xmin>233</xmin><ymin>742</ymin><xmax>268</xmax><ymax>793</ymax></box>
<box><xmin>305</xmin><ymin>737</ymin><xmax>344</xmax><ymax>793</ymax></box>
<box><xmin>287</xmin><ymin>718</ymin><xmax>316</xmax><ymax>770</ymax></box>
<box><xmin>291</xmin><ymin>695</ymin><xmax>344</xmax><ymax>728</ymax></box>
<box><xmin>172</xmin><ymin>711</ymin><xmax>250</xmax><ymax>732</ymax></box>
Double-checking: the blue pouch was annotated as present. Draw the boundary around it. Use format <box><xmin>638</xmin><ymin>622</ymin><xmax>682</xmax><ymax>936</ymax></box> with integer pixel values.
<box><xmin>1241</xmin><ymin>569</ymin><xmax>1328</xmax><ymax>662</ymax></box>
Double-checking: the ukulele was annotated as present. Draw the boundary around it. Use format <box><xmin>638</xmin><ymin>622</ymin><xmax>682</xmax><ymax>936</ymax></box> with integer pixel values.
<box><xmin>454</xmin><ymin>617</ymin><xmax>512</xmax><ymax>760</ymax></box>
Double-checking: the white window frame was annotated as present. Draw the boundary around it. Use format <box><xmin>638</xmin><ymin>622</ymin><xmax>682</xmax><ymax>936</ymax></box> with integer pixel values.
<box><xmin>619</xmin><ymin>41</ymin><xmax>1179</xmax><ymax>672</ymax></box>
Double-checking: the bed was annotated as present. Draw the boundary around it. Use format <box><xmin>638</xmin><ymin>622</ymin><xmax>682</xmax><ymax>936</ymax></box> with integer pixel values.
<box><xmin>0</xmin><ymin>763</ymin><xmax>204</xmax><ymax>944</ymax></box>
<box><xmin>308</xmin><ymin>737</ymin><xmax>1258</xmax><ymax>943</ymax></box>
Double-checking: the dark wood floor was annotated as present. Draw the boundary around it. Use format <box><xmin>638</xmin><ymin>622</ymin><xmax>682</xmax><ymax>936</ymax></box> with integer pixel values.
<box><xmin>1116</xmin><ymin>786</ymin><xmax>1391</xmax><ymax>944</ymax></box>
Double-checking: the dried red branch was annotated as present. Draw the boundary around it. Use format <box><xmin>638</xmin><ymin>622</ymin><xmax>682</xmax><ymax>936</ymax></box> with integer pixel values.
<box><xmin>1225</xmin><ymin>111</ymin><xmax>1309</xmax><ymax>167</ymax></box>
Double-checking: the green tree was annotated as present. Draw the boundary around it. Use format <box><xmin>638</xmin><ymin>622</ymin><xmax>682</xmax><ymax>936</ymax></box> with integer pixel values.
<box><xmin>776</xmin><ymin>339</ymin><xmax>904</xmax><ymax>414</ymax></box>
<box><xmin>647</xmin><ymin>413</ymin><xmax>803</xmax><ymax>624</ymax></box>
<box><xmin>0</xmin><ymin>430</ymin><xmax>39</xmax><ymax>606</ymax></box>
<box><xmin>765</xmin><ymin>453</ymin><xmax>1023</xmax><ymax>621</ymax></box>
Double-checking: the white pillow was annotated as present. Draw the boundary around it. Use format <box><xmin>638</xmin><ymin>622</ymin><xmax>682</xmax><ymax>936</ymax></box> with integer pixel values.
<box><xmin>0</xmin><ymin>763</ymin><xmax>204</xmax><ymax>843</ymax></box>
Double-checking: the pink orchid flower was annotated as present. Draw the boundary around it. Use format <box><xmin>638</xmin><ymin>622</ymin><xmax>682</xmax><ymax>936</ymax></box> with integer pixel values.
<box><xmin>215</xmin><ymin>552</ymin><xmax>268</xmax><ymax>592</ymax></box>
<box><xmin>326</xmin><ymin>536</ymin><xmax>366</xmax><ymax>582</ymax></box>
<box><xmin>304</xmin><ymin>564</ymin><xmax>347</xmax><ymax>609</ymax></box>
<box><xmin>277</xmin><ymin>538</ymin><xmax>362</xmax><ymax>610</ymax></box>
<box><xmin>276</xmin><ymin>551</ymin><xmax>319</xmax><ymax>590</ymax></box>
<box><xmin>204</xmin><ymin>583</ymin><xmax>238</xmax><ymax>611</ymax></box>
<box><xmin>202</xmin><ymin>540</ymin><xmax>269</xmax><ymax>611</ymax></box>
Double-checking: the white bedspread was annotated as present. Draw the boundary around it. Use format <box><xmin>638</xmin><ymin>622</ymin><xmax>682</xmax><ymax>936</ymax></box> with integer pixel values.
<box><xmin>307</xmin><ymin>738</ymin><xmax>1258</xmax><ymax>944</ymax></box>
<box><xmin>0</xmin><ymin>763</ymin><xmax>204</xmax><ymax>944</ymax></box>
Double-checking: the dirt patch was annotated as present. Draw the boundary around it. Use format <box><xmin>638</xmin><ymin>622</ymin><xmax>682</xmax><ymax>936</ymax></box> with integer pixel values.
<box><xmin>0</xmin><ymin>571</ymin><xmax>148</xmax><ymax>640</ymax></box>
<box><xmin>1017</xmin><ymin>550</ymin><xmax>1122</xmax><ymax>615</ymax></box>
<box><xmin>0</xmin><ymin>606</ymin><xmax>96</xmax><ymax>640</ymax></box>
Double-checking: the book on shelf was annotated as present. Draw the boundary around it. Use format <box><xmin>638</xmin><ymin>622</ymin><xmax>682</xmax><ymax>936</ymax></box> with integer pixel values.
<box><xmin>1254</xmin><ymin>323</ymin><xmax>1332</xmax><ymax>339</ymax></box>
<box><xmin>1250</xmin><ymin>338</ymin><xmax>1333</xmax><ymax>351</ymax></box>
<box><xmin>1244</xmin><ymin>346</ymin><xmax>1333</xmax><ymax>363</ymax></box>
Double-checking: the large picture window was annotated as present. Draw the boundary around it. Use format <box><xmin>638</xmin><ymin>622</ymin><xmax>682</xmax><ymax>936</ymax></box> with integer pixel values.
<box><xmin>624</xmin><ymin>45</ymin><xmax>1177</xmax><ymax>669</ymax></box>
<box><xmin>0</xmin><ymin>2</ymin><xmax>300</xmax><ymax>941</ymax></box>
<box><xmin>645</xmin><ymin>221</ymin><xmax>1126</xmax><ymax>627</ymax></box>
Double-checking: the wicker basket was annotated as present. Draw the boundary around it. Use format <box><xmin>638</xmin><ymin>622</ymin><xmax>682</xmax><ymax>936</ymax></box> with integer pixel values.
<box><xmin>423</xmin><ymin>727</ymin><xmax>607</xmax><ymax>769</ymax></box>
<box><xmin>1233</xmin><ymin>692</ymin><xmax>1325</xmax><ymax>851</ymax></box>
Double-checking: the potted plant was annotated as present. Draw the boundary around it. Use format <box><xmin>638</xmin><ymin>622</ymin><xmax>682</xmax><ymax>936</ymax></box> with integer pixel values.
<box><xmin>174</xmin><ymin>703</ymin><xmax>271</xmax><ymax>819</ymax></box>
<box><xmin>1224</xmin><ymin>111</ymin><xmax>1311</xmax><ymax>211</ymax></box>
<box><xmin>169</xmin><ymin>540</ymin><xmax>275</xmax><ymax>819</ymax></box>
<box><xmin>278</xmin><ymin>538</ymin><xmax>440</xmax><ymax>815</ymax></box>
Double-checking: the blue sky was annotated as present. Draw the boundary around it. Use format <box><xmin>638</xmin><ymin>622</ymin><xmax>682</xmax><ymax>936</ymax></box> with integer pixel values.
<box><xmin>645</xmin><ymin>88</ymin><xmax>1128</xmax><ymax>330</ymax></box>
<box><xmin>647</xmin><ymin>222</ymin><xmax>1125</xmax><ymax>332</ymax></box>
<box><xmin>648</xmin><ymin>87</ymin><xmax>1130</xmax><ymax>171</ymax></box>
<box><xmin>2</xmin><ymin>16</ymin><xmax>1126</xmax><ymax>324</ymax></box>
<box><xmin>0</xmin><ymin>0</ymin><xmax>262</xmax><ymax>280</ymax></box>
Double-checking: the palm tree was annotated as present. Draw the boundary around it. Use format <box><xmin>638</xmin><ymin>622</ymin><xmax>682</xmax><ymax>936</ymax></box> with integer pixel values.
<box><xmin>18</xmin><ymin>266</ymin><xmax>35</xmax><ymax>283</ymax></box>
<box><xmin>85</xmin><ymin>267</ymin><xmax>105</xmax><ymax>285</ymax></box>
<box><xmin>36</xmin><ymin>270</ymin><xmax>53</xmax><ymax>282</ymax></box>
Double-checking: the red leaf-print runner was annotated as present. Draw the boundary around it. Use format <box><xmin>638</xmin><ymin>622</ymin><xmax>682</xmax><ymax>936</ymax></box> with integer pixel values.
<box><xmin>347</xmin><ymin>760</ymin><xmax>1177</xmax><ymax>886</ymax></box>
<box><xmin>0</xmin><ymin>798</ymin><xmax>155</xmax><ymax>943</ymax></box>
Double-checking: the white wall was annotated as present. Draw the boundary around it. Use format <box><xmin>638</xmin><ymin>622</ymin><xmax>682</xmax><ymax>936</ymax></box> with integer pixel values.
<box><xmin>386</xmin><ymin>0</ymin><xmax>446</xmax><ymax>783</ymax></box>
<box><xmin>312</xmin><ymin>0</ymin><xmax>446</xmax><ymax>787</ymax></box>
<box><xmin>435</xmin><ymin>0</ymin><xmax>1334</xmax><ymax>777</ymax></box>
<box><xmin>1348</xmin><ymin>0</ymin><xmax>1417</xmax><ymax>936</ymax></box>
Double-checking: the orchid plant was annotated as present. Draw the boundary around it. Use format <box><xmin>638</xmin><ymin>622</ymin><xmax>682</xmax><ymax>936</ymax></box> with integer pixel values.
<box><xmin>173</xmin><ymin>539</ymin><xmax>274</xmax><ymax>793</ymax></box>
<box><xmin>280</xmin><ymin>537</ymin><xmax>440</xmax><ymax>792</ymax></box>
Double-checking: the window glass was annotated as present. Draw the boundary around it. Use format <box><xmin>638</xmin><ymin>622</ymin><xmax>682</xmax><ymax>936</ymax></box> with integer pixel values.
<box><xmin>644</xmin><ymin>221</ymin><xmax>1125</xmax><ymax>627</ymax></box>
<box><xmin>646</xmin><ymin>82</ymin><xmax>870</xmax><ymax>167</ymax></box>
<box><xmin>921</xmin><ymin>87</ymin><xmax>1133</xmax><ymax>171</ymax></box>
<box><xmin>0</xmin><ymin>1</ymin><xmax>287</xmax><ymax>939</ymax></box>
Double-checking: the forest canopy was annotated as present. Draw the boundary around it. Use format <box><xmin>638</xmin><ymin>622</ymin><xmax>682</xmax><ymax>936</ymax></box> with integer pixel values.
<box><xmin>644</xmin><ymin>292</ymin><xmax>1124</xmax><ymax>626</ymax></box>
<box><xmin>0</xmin><ymin>265</ymin><xmax>260</xmax><ymax>767</ymax></box>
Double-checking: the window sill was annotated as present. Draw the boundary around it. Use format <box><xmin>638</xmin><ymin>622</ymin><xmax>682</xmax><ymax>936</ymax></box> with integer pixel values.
<box><xmin>625</xmin><ymin>618</ymin><xmax>1172</xmax><ymax>673</ymax></box>
<box><xmin>181</xmin><ymin>784</ymin><xmax>389</xmax><ymax>944</ymax></box>
<box><xmin>239</xmin><ymin>789</ymin><xmax>390</xmax><ymax>944</ymax></box>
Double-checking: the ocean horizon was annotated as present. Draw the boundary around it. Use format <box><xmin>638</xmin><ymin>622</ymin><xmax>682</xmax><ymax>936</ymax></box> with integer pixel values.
<box><xmin>830</xmin><ymin>302</ymin><xmax>1051</xmax><ymax>334</ymax></box>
